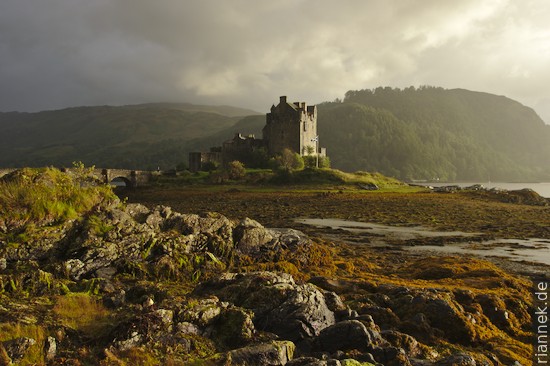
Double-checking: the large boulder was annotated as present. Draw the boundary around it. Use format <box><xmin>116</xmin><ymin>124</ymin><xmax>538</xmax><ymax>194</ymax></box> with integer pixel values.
<box><xmin>314</xmin><ymin>320</ymin><xmax>372</xmax><ymax>353</ymax></box>
<box><xmin>233</xmin><ymin>218</ymin><xmax>312</xmax><ymax>259</ymax></box>
<box><xmin>175</xmin><ymin>296</ymin><xmax>256</xmax><ymax>349</ymax></box>
<box><xmin>367</xmin><ymin>285</ymin><xmax>477</xmax><ymax>345</ymax></box>
<box><xmin>195</xmin><ymin>272</ymin><xmax>336</xmax><ymax>342</ymax></box>
<box><xmin>233</xmin><ymin>218</ymin><xmax>275</xmax><ymax>255</ymax></box>
<box><xmin>227</xmin><ymin>340</ymin><xmax>295</xmax><ymax>366</ymax></box>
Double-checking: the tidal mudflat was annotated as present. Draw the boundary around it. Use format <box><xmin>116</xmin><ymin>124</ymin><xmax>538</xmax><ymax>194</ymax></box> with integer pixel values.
<box><xmin>124</xmin><ymin>186</ymin><xmax>550</xmax><ymax>275</ymax></box>
<box><xmin>296</xmin><ymin>217</ymin><xmax>550</xmax><ymax>267</ymax></box>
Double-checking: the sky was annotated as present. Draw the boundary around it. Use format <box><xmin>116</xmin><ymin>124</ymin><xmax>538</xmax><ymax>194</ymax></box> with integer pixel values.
<box><xmin>1</xmin><ymin>0</ymin><xmax>550</xmax><ymax>123</ymax></box>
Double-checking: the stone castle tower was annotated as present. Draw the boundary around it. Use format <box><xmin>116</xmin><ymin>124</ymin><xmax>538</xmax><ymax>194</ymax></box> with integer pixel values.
<box><xmin>189</xmin><ymin>96</ymin><xmax>326</xmax><ymax>171</ymax></box>
<box><xmin>263</xmin><ymin>96</ymin><xmax>325</xmax><ymax>157</ymax></box>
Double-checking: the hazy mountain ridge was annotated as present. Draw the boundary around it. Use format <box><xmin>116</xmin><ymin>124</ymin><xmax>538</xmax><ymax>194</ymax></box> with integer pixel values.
<box><xmin>0</xmin><ymin>104</ymin><xmax>251</xmax><ymax>169</ymax></box>
<box><xmin>1</xmin><ymin>88</ymin><xmax>549</xmax><ymax>180</ymax></box>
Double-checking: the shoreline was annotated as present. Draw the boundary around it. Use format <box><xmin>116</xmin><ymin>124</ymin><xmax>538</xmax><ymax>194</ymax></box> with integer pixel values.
<box><xmin>412</xmin><ymin>181</ymin><xmax>550</xmax><ymax>198</ymax></box>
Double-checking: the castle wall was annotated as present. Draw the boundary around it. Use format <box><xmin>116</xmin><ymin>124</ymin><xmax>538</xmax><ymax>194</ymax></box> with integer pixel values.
<box><xmin>300</xmin><ymin>105</ymin><xmax>317</xmax><ymax>156</ymax></box>
<box><xmin>221</xmin><ymin>134</ymin><xmax>266</xmax><ymax>165</ymax></box>
<box><xmin>188</xmin><ymin>151</ymin><xmax>221</xmax><ymax>172</ymax></box>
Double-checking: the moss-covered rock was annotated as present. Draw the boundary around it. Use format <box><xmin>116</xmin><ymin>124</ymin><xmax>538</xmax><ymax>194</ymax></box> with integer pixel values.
<box><xmin>195</xmin><ymin>272</ymin><xmax>336</xmax><ymax>342</ymax></box>
<box><xmin>227</xmin><ymin>340</ymin><xmax>295</xmax><ymax>366</ymax></box>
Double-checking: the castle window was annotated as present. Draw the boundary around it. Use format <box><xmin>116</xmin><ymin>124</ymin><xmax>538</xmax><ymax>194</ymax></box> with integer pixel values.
<box><xmin>303</xmin><ymin>122</ymin><xmax>307</xmax><ymax>131</ymax></box>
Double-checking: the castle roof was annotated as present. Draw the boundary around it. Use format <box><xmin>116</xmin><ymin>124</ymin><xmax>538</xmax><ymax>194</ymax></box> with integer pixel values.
<box><xmin>273</xmin><ymin>96</ymin><xmax>315</xmax><ymax>115</ymax></box>
<box><xmin>287</xmin><ymin>102</ymin><xmax>298</xmax><ymax>110</ymax></box>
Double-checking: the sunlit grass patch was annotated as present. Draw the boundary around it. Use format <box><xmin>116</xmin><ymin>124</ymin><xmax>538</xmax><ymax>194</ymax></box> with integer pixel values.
<box><xmin>101</xmin><ymin>347</ymin><xmax>161</xmax><ymax>366</ymax></box>
<box><xmin>0</xmin><ymin>166</ymin><xmax>117</xmax><ymax>243</ymax></box>
<box><xmin>53</xmin><ymin>293</ymin><xmax>113</xmax><ymax>337</ymax></box>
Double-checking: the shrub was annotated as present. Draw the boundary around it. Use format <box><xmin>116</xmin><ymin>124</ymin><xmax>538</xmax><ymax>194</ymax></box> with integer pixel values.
<box><xmin>273</xmin><ymin>149</ymin><xmax>304</xmax><ymax>171</ymax></box>
<box><xmin>225</xmin><ymin>160</ymin><xmax>246</xmax><ymax>180</ymax></box>
<box><xmin>200</xmin><ymin>161</ymin><xmax>219</xmax><ymax>172</ymax></box>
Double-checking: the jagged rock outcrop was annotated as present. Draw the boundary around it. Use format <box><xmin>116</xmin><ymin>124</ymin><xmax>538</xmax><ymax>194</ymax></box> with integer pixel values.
<box><xmin>226</xmin><ymin>340</ymin><xmax>296</xmax><ymax>366</ymax></box>
<box><xmin>194</xmin><ymin>272</ymin><xmax>336</xmax><ymax>342</ymax></box>
<box><xmin>1</xmin><ymin>202</ymin><xmax>314</xmax><ymax>285</ymax></box>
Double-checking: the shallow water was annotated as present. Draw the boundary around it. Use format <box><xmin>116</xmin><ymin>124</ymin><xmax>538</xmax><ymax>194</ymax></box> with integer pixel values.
<box><xmin>295</xmin><ymin>218</ymin><xmax>476</xmax><ymax>239</ymax></box>
<box><xmin>405</xmin><ymin>238</ymin><xmax>550</xmax><ymax>266</ymax></box>
<box><xmin>296</xmin><ymin>218</ymin><xmax>550</xmax><ymax>266</ymax></box>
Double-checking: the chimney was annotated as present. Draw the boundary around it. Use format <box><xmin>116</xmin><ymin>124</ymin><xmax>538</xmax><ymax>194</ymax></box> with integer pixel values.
<box><xmin>280</xmin><ymin>96</ymin><xmax>287</xmax><ymax>104</ymax></box>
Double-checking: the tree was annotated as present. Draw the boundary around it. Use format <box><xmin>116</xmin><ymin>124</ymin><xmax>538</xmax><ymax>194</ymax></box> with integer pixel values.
<box><xmin>304</xmin><ymin>155</ymin><xmax>330</xmax><ymax>169</ymax></box>
<box><xmin>303</xmin><ymin>156</ymin><xmax>316</xmax><ymax>168</ymax></box>
<box><xmin>201</xmin><ymin>161</ymin><xmax>219</xmax><ymax>172</ymax></box>
<box><xmin>226</xmin><ymin>160</ymin><xmax>246</xmax><ymax>180</ymax></box>
<box><xmin>249</xmin><ymin>147</ymin><xmax>270</xmax><ymax>168</ymax></box>
<box><xmin>274</xmin><ymin>149</ymin><xmax>304</xmax><ymax>171</ymax></box>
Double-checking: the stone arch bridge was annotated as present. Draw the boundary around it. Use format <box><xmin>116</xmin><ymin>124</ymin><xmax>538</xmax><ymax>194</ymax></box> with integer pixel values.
<box><xmin>91</xmin><ymin>168</ymin><xmax>153</xmax><ymax>187</ymax></box>
<box><xmin>0</xmin><ymin>168</ymin><xmax>154</xmax><ymax>188</ymax></box>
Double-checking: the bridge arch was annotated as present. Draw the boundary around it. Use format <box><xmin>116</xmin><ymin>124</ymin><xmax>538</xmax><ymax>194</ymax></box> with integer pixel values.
<box><xmin>97</xmin><ymin>168</ymin><xmax>152</xmax><ymax>188</ymax></box>
<box><xmin>110</xmin><ymin>176</ymin><xmax>132</xmax><ymax>187</ymax></box>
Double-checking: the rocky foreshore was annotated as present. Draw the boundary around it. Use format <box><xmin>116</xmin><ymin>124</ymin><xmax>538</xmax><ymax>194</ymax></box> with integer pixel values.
<box><xmin>0</xmin><ymin>169</ymin><xmax>541</xmax><ymax>365</ymax></box>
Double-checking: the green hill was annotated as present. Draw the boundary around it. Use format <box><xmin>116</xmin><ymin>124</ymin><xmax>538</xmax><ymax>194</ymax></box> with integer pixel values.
<box><xmin>0</xmin><ymin>103</ymin><xmax>259</xmax><ymax>169</ymax></box>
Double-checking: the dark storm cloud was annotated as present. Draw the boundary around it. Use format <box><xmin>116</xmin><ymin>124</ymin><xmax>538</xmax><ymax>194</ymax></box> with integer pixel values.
<box><xmin>1</xmin><ymin>0</ymin><xmax>549</xmax><ymax>122</ymax></box>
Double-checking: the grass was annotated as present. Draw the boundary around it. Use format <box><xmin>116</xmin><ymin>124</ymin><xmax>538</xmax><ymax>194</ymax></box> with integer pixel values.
<box><xmin>0</xmin><ymin>323</ymin><xmax>46</xmax><ymax>364</ymax></box>
<box><xmin>53</xmin><ymin>293</ymin><xmax>113</xmax><ymax>337</ymax></box>
<box><xmin>282</xmin><ymin>168</ymin><xmax>404</xmax><ymax>186</ymax></box>
<box><xmin>145</xmin><ymin>167</ymin><xmax>411</xmax><ymax>191</ymax></box>
<box><xmin>0</xmin><ymin>166</ymin><xmax>117</xmax><ymax>243</ymax></box>
<box><xmin>86</xmin><ymin>214</ymin><xmax>115</xmax><ymax>237</ymax></box>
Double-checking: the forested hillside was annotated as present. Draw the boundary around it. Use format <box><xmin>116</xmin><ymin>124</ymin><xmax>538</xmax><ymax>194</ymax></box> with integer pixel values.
<box><xmin>319</xmin><ymin>87</ymin><xmax>550</xmax><ymax>181</ymax></box>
